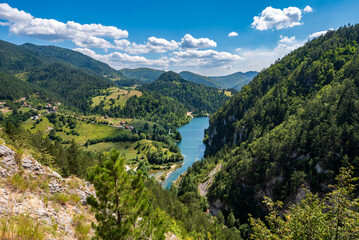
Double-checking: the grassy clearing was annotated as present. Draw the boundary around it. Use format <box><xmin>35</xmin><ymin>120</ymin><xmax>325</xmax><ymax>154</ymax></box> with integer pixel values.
<box><xmin>0</xmin><ymin>107</ymin><xmax>12</xmax><ymax>115</ymax></box>
<box><xmin>78</xmin><ymin>115</ymin><xmax>154</xmax><ymax>129</ymax></box>
<box><xmin>91</xmin><ymin>87</ymin><xmax>142</xmax><ymax>109</ymax></box>
<box><xmin>86</xmin><ymin>141</ymin><xmax>139</xmax><ymax>159</ymax></box>
<box><xmin>86</xmin><ymin>139</ymin><xmax>174</xmax><ymax>162</ymax></box>
<box><xmin>23</xmin><ymin>117</ymin><xmax>53</xmax><ymax>133</ymax></box>
<box><xmin>223</xmin><ymin>90</ymin><xmax>232</xmax><ymax>97</ymax></box>
<box><xmin>57</xmin><ymin>121</ymin><xmax>126</xmax><ymax>145</ymax></box>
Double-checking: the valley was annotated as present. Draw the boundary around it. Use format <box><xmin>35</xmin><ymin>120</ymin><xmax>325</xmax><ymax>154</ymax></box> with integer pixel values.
<box><xmin>0</xmin><ymin>2</ymin><xmax>359</xmax><ymax>237</ymax></box>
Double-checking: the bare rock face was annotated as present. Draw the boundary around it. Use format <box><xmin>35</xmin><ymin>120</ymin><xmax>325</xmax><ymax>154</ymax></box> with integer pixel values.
<box><xmin>0</xmin><ymin>144</ymin><xmax>18</xmax><ymax>173</ymax></box>
<box><xmin>0</xmin><ymin>142</ymin><xmax>95</xmax><ymax>239</ymax></box>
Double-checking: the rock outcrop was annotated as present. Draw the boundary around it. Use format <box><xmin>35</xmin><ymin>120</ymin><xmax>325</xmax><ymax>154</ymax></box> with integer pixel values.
<box><xmin>0</xmin><ymin>143</ymin><xmax>95</xmax><ymax>239</ymax></box>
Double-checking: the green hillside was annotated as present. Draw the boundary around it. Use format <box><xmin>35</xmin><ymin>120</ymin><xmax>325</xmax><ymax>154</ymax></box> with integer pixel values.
<box><xmin>210</xmin><ymin>71</ymin><xmax>258</xmax><ymax>90</ymax></box>
<box><xmin>179</xmin><ymin>71</ymin><xmax>222</xmax><ymax>88</ymax></box>
<box><xmin>22</xmin><ymin>43</ymin><xmax>118</xmax><ymax>76</ymax></box>
<box><xmin>118</xmin><ymin>68</ymin><xmax>165</xmax><ymax>83</ymax></box>
<box><xmin>142</xmin><ymin>71</ymin><xmax>229</xmax><ymax>114</ymax></box>
<box><xmin>179</xmin><ymin>25</ymin><xmax>359</xmax><ymax>226</ymax></box>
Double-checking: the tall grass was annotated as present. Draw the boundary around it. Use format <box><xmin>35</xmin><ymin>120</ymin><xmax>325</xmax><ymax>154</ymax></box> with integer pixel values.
<box><xmin>0</xmin><ymin>214</ymin><xmax>45</xmax><ymax>240</ymax></box>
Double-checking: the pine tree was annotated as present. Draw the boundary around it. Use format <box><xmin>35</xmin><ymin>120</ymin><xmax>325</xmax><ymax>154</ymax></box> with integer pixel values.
<box><xmin>87</xmin><ymin>148</ymin><xmax>167</xmax><ymax>239</ymax></box>
<box><xmin>217</xmin><ymin>211</ymin><xmax>225</xmax><ymax>224</ymax></box>
<box><xmin>227</xmin><ymin>212</ymin><xmax>236</xmax><ymax>228</ymax></box>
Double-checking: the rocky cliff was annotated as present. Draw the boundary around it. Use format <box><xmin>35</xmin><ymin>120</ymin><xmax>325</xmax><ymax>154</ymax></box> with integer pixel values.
<box><xmin>0</xmin><ymin>141</ymin><xmax>95</xmax><ymax>239</ymax></box>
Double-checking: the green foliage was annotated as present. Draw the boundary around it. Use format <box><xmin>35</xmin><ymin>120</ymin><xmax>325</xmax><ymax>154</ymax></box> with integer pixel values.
<box><xmin>87</xmin><ymin>149</ymin><xmax>167</xmax><ymax>239</ymax></box>
<box><xmin>0</xmin><ymin>72</ymin><xmax>38</xmax><ymax>100</ymax></box>
<box><xmin>3</xmin><ymin>112</ymin><xmax>99</xmax><ymax>178</ymax></box>
<box><xmin>72</xmin><ymin>214</ymin><xmax>91</xmax><ymax>240</ymax></box>
<box><xmin>118</xmin><ymin>68</ymin><xmax>165</xmax><ymax>83</ymax></box>
<box><xmin>21</xmin><ymin>43</ymin><xmax>117</xmax><ymax>76</ymax></box>
<box><xmin>217</xmin><ymin>211</ymin><xmax>225</xmax><ymax>224</ymax></box>
<box><xmin>146</xmin><ymin>179</ymin><xmax>242</xmax><ymax>239</ymax></box>
<box><xmin>227</xmin><ymin>212</ymin><xmax>236</xmax><ymax>228</ymax></box>
<box><xmin>27</xmin><ymin>63</ymin><xmax>112</xmax><ymax>112</ymax></box>
<box><xmin>184</xmin><ymin>24</ymin><xmax>359</xmax><ymax>223</ymax></box>
<box><xmin>97</xmin><ymin>91</ymin><xmax>190</xmax><ymax>127</ymax></box>
<box><xmin>250</xmin><ymin>167</ymin><xmax>359</xmax><ymax>239</ymax></box>
<box><xmin>142</xmin><ymin>71</ymin><xmax>229</xmax><ymax>114</ymax></box>
<box><xmin>51</xmin><ymin>193</ymin><xmax>69</xmax><ymax>205</ymax></box>
<box><xmin>179</xmin><ymin>71</ymin><xmax>222</xmax><ymax>88</ymax></box>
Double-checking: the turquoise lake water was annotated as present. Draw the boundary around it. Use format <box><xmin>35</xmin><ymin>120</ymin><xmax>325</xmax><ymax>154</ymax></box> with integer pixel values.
<box><xmin>163</xmin><ymin>117</ymin><xmax>209</xmax><ymax>189</ymax></box>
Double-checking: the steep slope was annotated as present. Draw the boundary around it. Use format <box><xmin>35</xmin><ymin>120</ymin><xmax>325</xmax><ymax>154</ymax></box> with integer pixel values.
<box><xmin>0</xmin><ymin>72</ymin><xmax>39</xmax><ymax>100</ymax></box>
<box><xmin>27</xmin><ymin>63</ymin><xmax>112</xmax><ymax>111</ymax></box>
<box><xmin>210</xmin><ymin>71</ymin><xmax>258</xmax><ymax>90</ymax></box>
<box><xmin>118</xmin><ymin>68</ymin><xmax>165</xmax><ymax>83</ymax></box>
<box><xmin>141</xmin><ymin>71</ymin><xmax>229</xmax><ymax>113</ymax></box>
<box><xmin>0</xmin><ymin>142</ymin><xmax>95</xmax><ymax>239</ymax></box>
<box><xmin>0</xmin><ymin>40</ymin><xmax>114</xmax><ymax>111</ymax></box>
<box><xmin>179</xmin><ymin>25</ymin><xmax>359</xmax><ymax>224</ymax></box>
<box><xmin>0</xmin><ymin>40</ymin><xmax>44</xmax><ymax>73</ymax></box>
<box><xmin>179</xmin><ymin>71</ymin><xmax>222</xmax><ymax>88</ymax></box>
<box><xmin>21</xmin><ymin>43</ymin><xmax>118</xmax><ymax>76</ymax></box>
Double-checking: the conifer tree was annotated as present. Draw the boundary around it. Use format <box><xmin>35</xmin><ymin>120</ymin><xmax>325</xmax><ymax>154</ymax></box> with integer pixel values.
<box><xmin>87</xmin><ymin>148</ymin><xmax>167</xmax><ymax>239</ymax></box>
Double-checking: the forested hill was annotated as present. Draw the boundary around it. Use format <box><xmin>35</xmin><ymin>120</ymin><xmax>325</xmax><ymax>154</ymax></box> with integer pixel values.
<box><xmin>210</xmin><ymin>71</ymin><xmax>258</xmax><ymax>90</ymax></box>
<box><xmin>0</xmin><ymin>40</ymin><xmax>114</xmax><ymax>111</ymax></box>
<box><xmin>179</xmin><ymin>71</ymin><xmax>222</xmax><ymax>88</ymax></box>
<box><xmin>180</xmin><ymin>25</ymin><xmax>359</xmax><ymax>224</ymax></box>
<box><xmin>141</xmin><ymin>71</ymin><xmax>230</xmax><ymax>113</ymax></box>
<box><xmin>21</xmin><ymin>43</ymin><xmax>118</xmax><ymax>76</ymax></box>
<box><xmin>118</xmin><ymin>68</ymin><xmax>165</xmax><ymax>83</ymax></box>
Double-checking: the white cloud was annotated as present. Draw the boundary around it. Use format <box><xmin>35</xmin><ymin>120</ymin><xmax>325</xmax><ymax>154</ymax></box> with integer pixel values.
<box><xmin>74</xmin><ymin>48</ymin><xmax>172</xmax><ymax>69</ymax></box>
<box><xmin>173</xmin><ymin>49</ymin><xmax>243</xmax><ymax>68</ymax></box>
<box><xmin>252</xmin><ymin>6</ymin><xmax>312</xmax><ymax>30</ymax></box>
<box><xmin>0</xmin><ymin>3</ymin><xmax>128</xmax><ymax>49</ymax></box>
<box><xmin>180</xmin><ymin>34</ymin><xmax>217</xmax><ymax>49</ymax></box>
<box><xmin>303</xmin><ymin>6</ymin><xmax>313</xmax><ymax>13</ymax></box>
<box><xmin>309</xmin><ymin>28</ymin><xmax>334</xmax><ymax>38</ymax></box>
<box><xmin>117</xmin><ymin>36</ymin><xmax>179</xmax><ymax>54</ymax></box>
<box><xmin>279</xmin><ymin>35</ymin><xmax>295</xmax><ymax>43</ymax></box>
<box><xmin>228</xmin><ymin>32</ymin><xmax>238</xmax><ymax>37</ymax></box>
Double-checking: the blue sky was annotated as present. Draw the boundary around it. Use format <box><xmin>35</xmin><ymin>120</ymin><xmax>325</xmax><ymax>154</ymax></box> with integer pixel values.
<box><xmin>0</xmin><ymin>0</ymin><xmax>358</xmax><ymax>75</ymax></box>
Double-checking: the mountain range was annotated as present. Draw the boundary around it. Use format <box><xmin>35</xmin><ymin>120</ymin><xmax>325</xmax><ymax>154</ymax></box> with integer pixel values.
<box><xmin>119</xmin><ymin>68</ymin><xmax>257</xmax><ymax>90</ymax></box>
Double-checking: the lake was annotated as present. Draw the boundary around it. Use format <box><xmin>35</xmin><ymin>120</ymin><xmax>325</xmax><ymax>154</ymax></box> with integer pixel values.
<box><xmin>163</xmin><ymin>117</ymin><xmax>209</xmax><ymax>189</ymax></box>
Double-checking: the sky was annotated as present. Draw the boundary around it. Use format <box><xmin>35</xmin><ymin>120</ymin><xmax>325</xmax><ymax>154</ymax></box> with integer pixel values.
<box><xmin>0</xmin><ymin>0</ymin><xmax>358</xmax><ymax>76</ymax></box>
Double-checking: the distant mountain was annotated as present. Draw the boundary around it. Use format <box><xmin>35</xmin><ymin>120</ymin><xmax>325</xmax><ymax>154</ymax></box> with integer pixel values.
<box><xmin>117</xmin><ymin>67</ymin><xmax>257</xmax><ymax>89</ymax></box>
<box><xmin>0</xmin><ymin>39</ymin><xmax>113</xmax><ymax>111</ymax></box>
<box><xmin>179</xmin><ymin>71</ymin><xmax>221</xmax><ymax>88</ymax></box>
<box><xmin>141</xmin><ymin>71</ymin><xmax>229</xmax><ymax>113</ymax></box>
<box><xmin>210</xmin><ymin>71</ymin><xmax>258</xmax><ymax>90</ymax></box>
<box><xmin>118</xmin><ymin>68</ymin><xmax>165</xmax><ymax>83</ymax></box>
<box><xmin>21</xmin><ymin>43</ymin><xmax>117</xmax><ymax>76</ymax></box>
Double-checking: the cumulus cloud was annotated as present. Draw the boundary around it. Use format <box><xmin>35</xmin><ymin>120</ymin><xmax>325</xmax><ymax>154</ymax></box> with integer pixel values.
<box><xmin>180</xmin><ymin>34</ymin><xmax>217</xmax><ymax>49</ymax></box>
<box><xmin>279</xmin><ymin>35</ymin><xmax>295</xmax><ymax>43</ymax></box>
<box><xmin>173</xmin><ymin>49</ymin><xmax>243</xmax><ymax>68</ymax></box>
<box><xmin>0</xmin><ymin>3</ymin><xmax>128</xmax><ymax>49</ymax></box>
<box><xmin>303</xmin><ymin>6</ymin><xmax>313</xmax><ymax>13</ymax></box>
<box><xmin>74</xmin><ymin>46</ymin><xmax>242</xmax><ymax>71</ymax></box>
<box><xmin>228</xmin><ymin>32</ymin><xmax>238</xmax><ymax>37</ymax></box>
<box><xmin>74</xmin><ymin>48</ymin><xmax>173</xmax><ymax>69</ymax></box>
<box><xmin>115</xmin><ymin>36</ymin><xmax>179</xmax><ymax>54</ymax></box>
<box><xmin>251</xmin><ymin>6</ymin><xmax>312</xmax><ymax>30</ymax></box>
<box><xmin>309</xmin><ymin>28</ymin><xmax>334</xmax><ymax>38</ymax></box>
